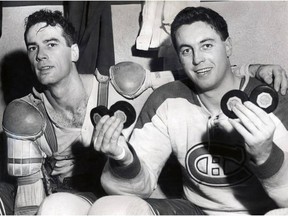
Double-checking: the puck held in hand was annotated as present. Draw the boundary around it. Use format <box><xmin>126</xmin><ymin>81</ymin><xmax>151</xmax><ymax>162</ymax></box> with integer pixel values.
<box><xmin>90</xmin><ymin>105</ymin><xmax>109</xmax><ymax>126</ymax></box>
<box><xmin>220</xmin><ymin>90</ymin><xmax>249</xmax><ymax>119</ymax></box>
<box><xmin>109</xmin><ymin>101</ymin><xmax>136</xmax><ymax>128</ymax></box>
<box><xmin>249</xmin><ymin>85</ymin><xmax>278</xmax><ymax>113</ymax></box>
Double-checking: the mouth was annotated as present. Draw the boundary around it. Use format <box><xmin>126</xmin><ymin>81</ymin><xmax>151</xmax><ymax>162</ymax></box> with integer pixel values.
<box><xmin>39</xmin><ymin>66</ymin><xmax>53</xmax><ymax>70</ymax></box>
<box><xmin>37</xmin><ymin>65</ymin><xmax>54</xmax><ymax>74</ymax></box>
<box><xmin>194</xmin><ymin>67</ymin><xmax>213</xmax><ymax>75</ymax></box>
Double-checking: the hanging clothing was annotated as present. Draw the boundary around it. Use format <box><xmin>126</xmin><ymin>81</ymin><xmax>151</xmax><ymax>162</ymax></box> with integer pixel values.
<box><xmin>136</xmin><ymin>1</ymin><xmax>200</xmax><ymax>71</ymax></box>
<box><xmin>136</xmin><ymin>0</ymin><xmax>200</xmax><ymax>51</ymax></box>
<box><xmin>65</xmin><ymin>1</ymin><xmax>115</xmax><ymax>76</ymax></box>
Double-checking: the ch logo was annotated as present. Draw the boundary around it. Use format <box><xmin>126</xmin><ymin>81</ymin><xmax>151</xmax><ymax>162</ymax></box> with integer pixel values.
<box><xmin>185</xmin><ymin>142</ymin><xmax>252</xmax><ymax>187</ymax></box>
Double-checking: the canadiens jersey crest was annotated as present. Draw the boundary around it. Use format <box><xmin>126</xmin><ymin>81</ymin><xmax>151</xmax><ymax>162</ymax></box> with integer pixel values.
<box><xmin>185</xmin><ymin>142</ymin><xmax>253</xmax><ymax>187</ymax></box>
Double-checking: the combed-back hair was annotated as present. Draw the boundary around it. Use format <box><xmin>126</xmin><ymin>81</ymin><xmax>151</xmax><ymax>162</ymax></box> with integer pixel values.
<box><xmin>24</xmin><ymin>9</ymin><xmax>76</xmax><ymax>46</ymax></box>
<box><xmin>171</xmin><ymin>7</ymin><xmax>229</xmax><ymax>50</ymax></box>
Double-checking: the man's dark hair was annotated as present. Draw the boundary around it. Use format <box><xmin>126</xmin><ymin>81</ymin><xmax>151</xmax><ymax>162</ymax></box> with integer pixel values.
<box><xmin>171</xmin><ymin>7</ymin><xmax>229</xmax><ymax>50</ymax></box>
<box><xmin>24</xmin><ymin>9</ymin><xmax>76</xmax><ymax>46</ymax></box>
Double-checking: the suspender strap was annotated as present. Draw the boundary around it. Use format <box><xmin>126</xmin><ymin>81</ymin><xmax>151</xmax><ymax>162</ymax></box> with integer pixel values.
<box><xmin>95</xmin><ymin>68</ymin><xmax>109</xmax><ymax>107</ymax></box>
<box><xmin>90</xmin><ymin>68</ymin><xmax>109</xmax><ymax>147</ymax></box>
<box><xmin>36</xmin><ymin>102</ymin><xmax>58</xmax><ymax>153</ymax></box>
<box><xmin>28</xmin><ymin>94</ymin><xmax>58</xmax><ymax>153</ymax></box>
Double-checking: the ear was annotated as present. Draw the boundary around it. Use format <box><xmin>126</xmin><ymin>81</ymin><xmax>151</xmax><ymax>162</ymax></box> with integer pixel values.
<box><xmin>71</xmin><ymin>44</ymin><xmax>79</xmax><ymax>62</ymax></box>
<box><xmin>224</xmin><ymin>37</ymin><xmax>232</xmax><ymax>57</ymax></box>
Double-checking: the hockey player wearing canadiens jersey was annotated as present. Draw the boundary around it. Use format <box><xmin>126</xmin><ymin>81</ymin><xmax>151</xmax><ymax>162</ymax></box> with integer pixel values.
<box><xmin>87</xmin><ymin>7</ymin><xmax>288</xmax><ymax>215</ymax></box>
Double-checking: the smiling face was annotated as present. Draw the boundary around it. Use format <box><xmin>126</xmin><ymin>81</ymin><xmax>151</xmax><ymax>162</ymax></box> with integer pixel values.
<box><xmin>175</xmin><ymin>21</ymin><xmax>232</xmax><ymax>93</ymax></box>
<box><xmin>26</xmin><ymin>22</ymin><xmax>79</xmax><ymax>86</ymax></box>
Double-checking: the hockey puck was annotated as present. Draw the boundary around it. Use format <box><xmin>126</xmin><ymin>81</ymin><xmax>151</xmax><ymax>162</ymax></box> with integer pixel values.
<box><xmin>90</xmin><ymin>105</ymin><xmax>109</xmax><ymax>126</ymax></box>
<box><xmin>109</xmin><ymin>101</ymin><xmax>136</xmax><ymax>128</ymax></box>
<box><xmin>220</xmin><ymin>90</ymin><xmax>249</xmax><ymax>119</ymax></box>
<box><xmin>249</xmin><ymin>85</ymin><xmax>278</xmax><ymax>113</ymax></box>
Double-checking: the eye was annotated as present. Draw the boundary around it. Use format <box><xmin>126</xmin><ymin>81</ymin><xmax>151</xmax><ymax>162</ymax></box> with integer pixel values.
<box><xmin>202</xmin><ymin>43</ymin><xmax>213</xmax><ymax>50</ymax></box>
<box><xmin>180</xmin><ymin>47</ymin><xmax>192</xmax><ymax>56</ymax></box>
<box><xmin>47</xmin><ymin>42</ymin><xmax>58</xmax><ymax>48</ymax></box>
<box><xmin>27</xmin><ymin>46</ymin><xmax>37</xmax><ymax>52</ymax></box>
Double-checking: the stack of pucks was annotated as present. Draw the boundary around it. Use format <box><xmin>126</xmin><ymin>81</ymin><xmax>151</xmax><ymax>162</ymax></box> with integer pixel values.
<box><xmin>90</xmin><ymin>101</ymin><xmax>136</xmax><ymax>129</ymax></box>
<box><xmin>249</xmin><ymin>85</ymin><xmax>278</xmax><ymax>113</ymax></box>
<box><xmin>220</xmin><ymin>85</ymin><xmax>278</xmax><ymax>119</ymax></box>
<box><xmin>220</xmin><ymin>90</ymin><xmax>249</xmax><ymax>119</ymax></box>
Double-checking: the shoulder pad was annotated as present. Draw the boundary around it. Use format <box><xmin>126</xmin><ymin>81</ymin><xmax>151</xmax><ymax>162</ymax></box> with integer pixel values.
<box><xmin>109</xmin><ymin>61</ymin><xmax>149</xmax><ymax>98</ymax></box>
<box><xmin>2</xmin><ymin>98</ymin><xmax>46</xmax><ymax>139</ymax></box>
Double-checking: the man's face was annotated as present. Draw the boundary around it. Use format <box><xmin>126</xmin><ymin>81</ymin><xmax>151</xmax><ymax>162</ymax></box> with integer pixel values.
<box><xmin>175</xmin><ymin>21</ymin><xmax>232</xmax><ymax>92</ymax></box>
<box><xmin>25</xmin><ymin>22</ymin><xmax>77</xmax><ymax>86</ymax></box>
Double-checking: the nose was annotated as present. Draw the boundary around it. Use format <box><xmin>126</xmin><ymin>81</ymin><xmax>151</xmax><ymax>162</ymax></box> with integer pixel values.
<box><xmin>36</xmin><ymin>47</ymin><xmax>48</xmax><ymax>62</ymax></box>
<box><xmin>193</xmin><ymin>50</ymin><xmax>204</xmax><ymax>65</ymax></box>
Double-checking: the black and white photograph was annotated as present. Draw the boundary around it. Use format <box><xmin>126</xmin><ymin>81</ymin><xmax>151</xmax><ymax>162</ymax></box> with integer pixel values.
<box><xmin>0</xmin><ymin>1</ymin><xmax>288</xmax><ymax>215</ymax></box>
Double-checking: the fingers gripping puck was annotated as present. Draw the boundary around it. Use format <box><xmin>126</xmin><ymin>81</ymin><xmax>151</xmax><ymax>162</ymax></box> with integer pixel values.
<box><xmin>249</xmin><ymin>85</ymin><xmax>278</xmax><ymax>113</ymax></box>
<box><xmin>220</xmin><ymin>90</ymin><xmax>249</xmax><ymax>119</ymax></box>
<box><xmin>90</xmin><ymin>101</ymin><xmax>136</xmax><ymax>129</ymax></box>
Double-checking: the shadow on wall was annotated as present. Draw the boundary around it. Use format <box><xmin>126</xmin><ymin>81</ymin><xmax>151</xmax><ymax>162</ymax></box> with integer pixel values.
<box><xmin>1</xmin><ymin>50</ymin><xmax>39</xmax><ymax>105</ymax></box>
<box><xmin>0</xmin><ymin>50</ymin><xmax>38</xmax><ymax>184</ymax></box>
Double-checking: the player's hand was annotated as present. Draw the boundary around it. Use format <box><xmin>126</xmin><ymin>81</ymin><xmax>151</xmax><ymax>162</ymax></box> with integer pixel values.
<box><xmin>228</xmin><ymin>101</ymin><xmax>275</xmax><ymax>165</ymax></box>
<box><xmin>256</xmin><ymin>64</ymin><xmax>288</xmax><ymax>95</ymax></box>
<box><xmin>92</xmin><ymin>115</ymin><xmax>132</xmax><ymax>165</ymax></box>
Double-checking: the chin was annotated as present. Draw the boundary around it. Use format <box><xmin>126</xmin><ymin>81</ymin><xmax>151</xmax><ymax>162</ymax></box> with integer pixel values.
<box><xmin>196</xmin><ymin>83</ymin><xmax>215</xmax><ymax>92</ymax></box>
<box><xmin>38</xmin><ymin>78</ymin><xmax>53</xmax><ymax>86</ymax></box>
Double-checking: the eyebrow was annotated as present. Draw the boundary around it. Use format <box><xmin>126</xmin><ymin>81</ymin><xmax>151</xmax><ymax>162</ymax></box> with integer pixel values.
<box><xmin>26</xmin><ymin>38</ymin><xmax>60</xmax><ymax>47</ymax></box>
<box><xmin>44</xmin><ymin>38</ymin><xmax>60</xmax><ymax>44</ymax></box>
<box><xmin>178</xmin><ymin>38</ymin><xmax>216</xmax><ymax>50</ymax></box>
<box><xmin>199</xmin><ymin>38</ymin><xmax>215</xmax><ymax>44</ymax></box>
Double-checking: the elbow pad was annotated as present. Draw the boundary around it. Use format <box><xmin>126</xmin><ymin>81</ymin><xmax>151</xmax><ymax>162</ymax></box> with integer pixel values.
<box><xmin>2</xmin><ymin>99</ymin><xmax>46</xmax><ymax>177</ymax></box>
<box><xmin>109</xmin><ymin>61</ymin><xmax>152</xmax><ymax>99</ymax></box>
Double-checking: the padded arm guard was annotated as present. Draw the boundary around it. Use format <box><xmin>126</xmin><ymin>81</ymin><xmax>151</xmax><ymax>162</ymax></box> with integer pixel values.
<box><xmin>2</xmin><ymin>99</ymin><xmax>46</xmax><ymax>177</ymax></box>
